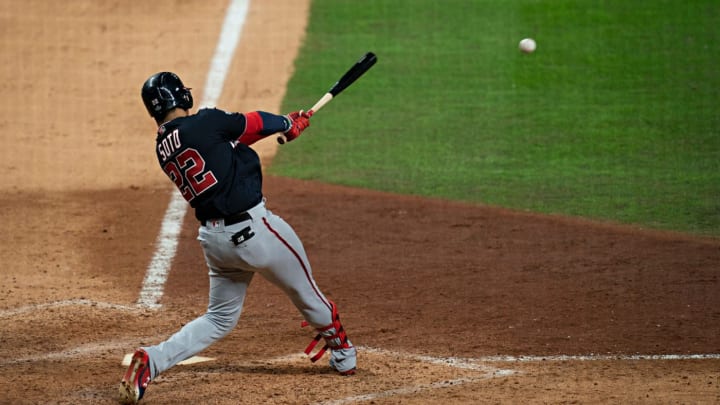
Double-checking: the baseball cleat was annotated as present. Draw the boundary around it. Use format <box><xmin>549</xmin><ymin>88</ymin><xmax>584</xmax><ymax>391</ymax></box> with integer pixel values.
<box><xmin>329</xmin><ymin>343</ymin><xmax>357</xmax><ymax>376</ymax></box>
<box><xmin>118</xmin><ymin>349</ymin><xmax>151</xmax><ymax>404</ymax></box>
<box><xmin>334</xmin><ymin>366</ymin><xmax>357</xmax><ymax>376</ymax></box>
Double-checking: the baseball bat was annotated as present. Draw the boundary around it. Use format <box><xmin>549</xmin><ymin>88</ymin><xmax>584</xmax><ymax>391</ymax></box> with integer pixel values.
<box><xmin>277</xmin><ymin>51</ymin><xmax>378</xmax><ymax>144</ymax></box>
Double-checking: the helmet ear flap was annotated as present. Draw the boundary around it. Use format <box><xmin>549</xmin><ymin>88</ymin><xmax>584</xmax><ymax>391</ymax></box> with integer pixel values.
<box><xmin>180</xmin><ymin>86</ymin><xmax>193</xmax><ymax>110</ymax></box>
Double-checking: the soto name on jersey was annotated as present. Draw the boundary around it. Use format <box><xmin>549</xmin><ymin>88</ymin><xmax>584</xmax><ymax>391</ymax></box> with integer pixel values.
<box><xmin>158</xmin><ymin>129</ymin><xmax>181</xmax><ymax>162</ymax></box>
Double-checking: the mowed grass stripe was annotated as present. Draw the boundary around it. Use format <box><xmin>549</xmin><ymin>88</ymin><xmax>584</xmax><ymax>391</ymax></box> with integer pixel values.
<box><xmin>273</xmin><ymin>0</ymin><xmax>720</xmax><ymax>236</ymax></box>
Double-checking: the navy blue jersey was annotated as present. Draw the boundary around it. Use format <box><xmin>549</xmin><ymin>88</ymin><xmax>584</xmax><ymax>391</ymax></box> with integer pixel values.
<box><xmin>155</xmin><ymin>108</ymin><xmax>263</xmax><ymax>221</ymax></box>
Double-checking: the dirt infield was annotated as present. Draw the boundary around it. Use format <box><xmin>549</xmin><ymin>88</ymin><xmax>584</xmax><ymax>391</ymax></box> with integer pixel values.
<box><xmin>1</xmin><ymin>1</ymin><xmax>719</xmax><ymax>404</ymax></box>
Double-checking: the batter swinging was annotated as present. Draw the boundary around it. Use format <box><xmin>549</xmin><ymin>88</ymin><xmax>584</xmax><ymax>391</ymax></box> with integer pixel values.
<box><xmin>118</xmin><ymin>72</ymin><xmax>356</xmax><ymax>404</ymax></box>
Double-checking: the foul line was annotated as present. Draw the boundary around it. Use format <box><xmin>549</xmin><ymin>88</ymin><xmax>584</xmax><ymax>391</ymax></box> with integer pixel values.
<box><xmin>137</xmin><ymin>193</ymin><xmax>186</xmax><ymax>309</ymax></box>
<box><xmin>136</xmin><ymin>0</ymin><xmax>250</xmax><ymax>309</ymax></box>
<box><xmin>475</xmin><ymin>353</ymin><xmax>720</xmax><ymax>362</ymax></box>
<box><xmin>361</xmin><ymin>346</ymin><xmax>720</xmax><ymax>364</ymax></box>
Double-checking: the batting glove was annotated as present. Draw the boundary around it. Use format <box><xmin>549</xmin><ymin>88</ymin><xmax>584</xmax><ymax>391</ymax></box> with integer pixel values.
<box><xmin>283</xmin><ymin>110</ymin><xmax>312</xmax><ymax>142</ymax></box>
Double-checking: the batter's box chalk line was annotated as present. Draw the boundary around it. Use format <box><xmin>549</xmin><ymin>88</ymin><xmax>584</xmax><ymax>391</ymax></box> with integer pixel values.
<box><xmin>0</xmin><ymin>298</ymin><xmax>140</xmax><ymax>319</ymax></box>
<box><xmin>309</xmin><ymin>346</ymin><xmax>516</xmax><ymax>405</ymax></box>
<box><xmin>360</xmin><ymin>346</ymin><xmax>515</xmax><ymax>374</ymax></box>
<box><xmin>0</xmin><ymin>338</ymin><xmax>141</xmax><ymax>366</ymax></box>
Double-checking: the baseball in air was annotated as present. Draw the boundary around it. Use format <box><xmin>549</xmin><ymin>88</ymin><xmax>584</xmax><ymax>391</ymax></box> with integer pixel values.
<box><xmin>519</xmin><ymin>38</ymin><xmax>536</xmax><ymax>53</ymax></box>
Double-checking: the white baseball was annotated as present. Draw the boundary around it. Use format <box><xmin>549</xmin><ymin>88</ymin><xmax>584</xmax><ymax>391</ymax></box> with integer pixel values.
<box><xmin>519</xmin><ymin>38</ymin><xmax>536</xmax><ymax>53</ymax></box>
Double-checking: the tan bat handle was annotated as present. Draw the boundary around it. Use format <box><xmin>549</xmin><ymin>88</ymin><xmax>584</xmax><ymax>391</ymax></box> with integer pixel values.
<box><xmin>277</xmin><ymin>93</ymin><xmax>334</xmax><ymax>144</ymax></box>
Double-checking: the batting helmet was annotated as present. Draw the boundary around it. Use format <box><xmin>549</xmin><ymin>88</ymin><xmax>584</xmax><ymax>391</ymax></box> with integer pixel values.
<box><xmin>141</xmin><ymin>72</ymin><xmax>194</xmax><ymax>121</ymax></box>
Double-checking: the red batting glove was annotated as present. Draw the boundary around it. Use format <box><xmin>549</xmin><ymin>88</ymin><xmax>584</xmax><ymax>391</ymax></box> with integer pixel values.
<box><xmin>283</xmin><ymin>110</ymin><xmax>311</xmax><ymax>142</ymax></box>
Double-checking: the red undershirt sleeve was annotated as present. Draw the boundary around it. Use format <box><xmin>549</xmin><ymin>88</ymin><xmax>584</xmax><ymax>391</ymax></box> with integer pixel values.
<box><xmin>237</xmin><ymin>111</ymin><xmax>264</xmax><ymax>146</ymax></box>
<box><xmin>237</xmin><ymin>111</ymin><xmax>291</xmax><ymax>146</ymax></box>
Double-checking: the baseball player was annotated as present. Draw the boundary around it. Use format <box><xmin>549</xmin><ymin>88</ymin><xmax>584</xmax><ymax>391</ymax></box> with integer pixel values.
<box><xmin>118</xmin><ymin>72</ymin><xmax>356</xmax><ymax>405</ymax></box>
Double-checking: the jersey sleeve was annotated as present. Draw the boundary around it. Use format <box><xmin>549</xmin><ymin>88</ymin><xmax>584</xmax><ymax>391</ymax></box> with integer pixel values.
<box><xmin>198</xmin><ymin>108</ymin><xmax>292</xmax><ymax>146</ymax></box>
<box><xmin>198</xmin><ymin>108</ymin><xmax>248</xmax><ymax>141</ymax></box>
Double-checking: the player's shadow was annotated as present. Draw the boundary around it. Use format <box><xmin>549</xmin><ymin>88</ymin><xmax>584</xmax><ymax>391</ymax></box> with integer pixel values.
<box><xmin>193</xmin><ymin>362</ymin><xmax>339</xmax><ymax>376</ymax></box>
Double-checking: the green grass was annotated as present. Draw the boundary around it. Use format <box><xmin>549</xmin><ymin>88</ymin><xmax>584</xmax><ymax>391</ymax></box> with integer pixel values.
<box><xmin>271</xmin><ymin>0</ymin><xmax>720</xmax><ymax>236</ymax></box>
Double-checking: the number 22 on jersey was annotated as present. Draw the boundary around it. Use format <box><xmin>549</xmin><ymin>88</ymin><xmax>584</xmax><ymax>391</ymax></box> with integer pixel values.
<box><xmin>160</xmin><ymin>129</ymin><xmax>218</xmax><ymax>202</ymax></box>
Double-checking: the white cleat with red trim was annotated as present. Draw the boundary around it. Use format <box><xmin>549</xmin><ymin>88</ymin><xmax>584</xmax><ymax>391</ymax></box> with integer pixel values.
<box><xmin>329</xmin><ymin>340</ymin><xmax>357</xmax><ymax>376</ymax></box>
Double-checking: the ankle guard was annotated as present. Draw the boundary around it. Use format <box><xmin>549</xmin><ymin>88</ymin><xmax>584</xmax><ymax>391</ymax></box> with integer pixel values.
<box><xmin>301</xmin><ymin>301</ymin><xmax>351</xmax><ymax>362</ymax></box>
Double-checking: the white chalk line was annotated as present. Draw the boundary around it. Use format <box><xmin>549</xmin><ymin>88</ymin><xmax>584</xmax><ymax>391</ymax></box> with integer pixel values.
<box><xmin>313</xmin><ymin>378</ymin><xmax>489</xmax><ymax>405</ymax></box>
<box><xmin>476</xmin><ymin>353</ymin><xmax>720</xmax><ymax>362</ymax></box>
<box><xmin>0</xmin><ymin>338</ymin><xmax>141</xmax><ymax>366</ymax></box>
<box><xmin>244</xmin><ymin>348</ymin><xmax>510</xmax><ymax>374</ymax></box>
<box><xmin>360</xmin><ymin>346</ymin><xmax>720</xmax><ymax>364</ymax></box>
<box><xmin>312</xmin><ymin>346</ymin><xmax>515</xmax><ymax>405</ymax></box>
<box><xmin>0</xmin><ymin>299</ymin><xmax>139</xmax><ymax>319</ymax></box>
<box><xmin>360</xmin><ymin>346</ymin><xmax>507</xmax><ymax>372</ymax></box>
<box><xmin>136</xmin><ymin>0</ymin><xmax>250</xmax><ymax>310</ymax></box>
<box><xmin>136</xmin><ymin>191</ymin><xmax>186</xmax><ymax>309</ymax></box>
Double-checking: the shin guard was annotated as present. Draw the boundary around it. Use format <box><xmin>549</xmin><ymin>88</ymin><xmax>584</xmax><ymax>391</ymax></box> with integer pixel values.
<box><xmin>301</xmin><ymin>301</ymin><xmax>352</xmax><ymax>363</ymax></box>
